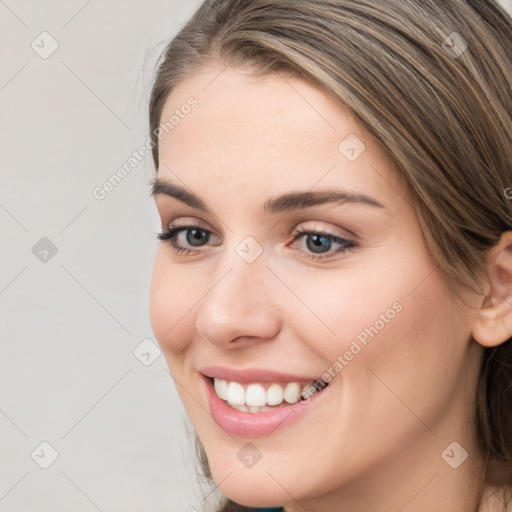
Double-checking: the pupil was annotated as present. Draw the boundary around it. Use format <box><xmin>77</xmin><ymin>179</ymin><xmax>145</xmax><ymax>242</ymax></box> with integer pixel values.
<box><xmin>187</xmin><ymin>229</ymin><xmax>208</xmax><ymax>246</ymax></box>
<box><xmin>307</xmin><ymin>234</ymin><xmax>331</xmax><ymax>253</ymax></box>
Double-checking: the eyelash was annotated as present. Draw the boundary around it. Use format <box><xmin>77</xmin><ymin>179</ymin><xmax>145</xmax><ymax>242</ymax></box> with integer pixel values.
<box><xmin>156</xmin><ymin>224</ymin><xmax>356</xmax><ymax>261</ymax></box>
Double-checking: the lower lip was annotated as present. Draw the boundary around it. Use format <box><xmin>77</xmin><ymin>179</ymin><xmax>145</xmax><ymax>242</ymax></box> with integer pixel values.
<box><xmin>203</xmin><ymin>376</ymin><xmax>328</xmax><ymax>437</ymax></box>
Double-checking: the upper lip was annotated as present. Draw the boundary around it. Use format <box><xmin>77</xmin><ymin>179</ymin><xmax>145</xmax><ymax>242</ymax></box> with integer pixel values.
<box><xmin>200</xmin><ymin>365</ymin><xmax>323</xmax><ymax>383</ymax></box>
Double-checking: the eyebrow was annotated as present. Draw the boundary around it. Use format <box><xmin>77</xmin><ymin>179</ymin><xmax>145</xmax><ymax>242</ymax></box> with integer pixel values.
<box><xmin>150</xmin><ymin>178</ymin><xmax>385</xmax><ymax>213</ymax></box>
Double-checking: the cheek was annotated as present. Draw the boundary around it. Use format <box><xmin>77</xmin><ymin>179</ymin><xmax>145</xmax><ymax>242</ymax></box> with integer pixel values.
<box><xmin>293</xmin><ymin>237</ymin><xmax>452</xmax><ymax>356</ymax></box>
<box><xmin>369</xmin><ymin>274</ymin><xmax>470</xmax><ymax>401</ymax></box>
<box><xmin>279</xmin><ymin>256</ymin><xmax>411</xmax><ymax>363</ymax></box>
<box><xmin>330</xmin><ymin>266</ymin><xmax>472</xmax><ymax>450</ymax></box>
<box><xmin>287</xmin><ymin>245</ymin><xmax>470</xmax><ymax>429</ymax></box>
<box><xmin>149</xmin><ymin>250</ymin><xmax>201</xmax><ymax>357</ymax></box>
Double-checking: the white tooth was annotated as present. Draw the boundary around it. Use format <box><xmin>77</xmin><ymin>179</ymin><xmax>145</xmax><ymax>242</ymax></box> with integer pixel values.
<box><xmin>300</xmin><ymin>383</ymin><xmax>311</xmax><ymax>400</ymax></box>
<box><xmin>246</xmin><ymin>384</ymin><xmax>267</xmax><ymax>407</ymax></box>
<box><xmin>249</xmin><ymin>406</ymin><xmax>263</xmax><ymax>413</ymax></box>
<box><xmin>218</xmin><ymin>379</ymin><xmax>228</xmax><ymax>400</ymax></box>
<box><xmin>266</xmin><ymin>383</ymin><xmax>284</xmax><ymax>406</ymax></box>
<box><xmin>214</xmin><ymin>378</ymin><xmax>228</xmax><ymax>400</ymax></box>
<box><xmin>283</xmin><ymin>382</ymin><xmax>301</xmax><ymax>404</ymax></box>
<box><xmin>232</xmin><ymin>404</ymin><xmax>249</xmax><ymax>412</ymax></box>
<box><xmin>227</xmin><ymin>381</ymin><xmax>245</xmax><ymax>405</ymax></box>
<box><xmin>261</xmin><ymin>406</ymin><xmax>271</xmax><ymax>412</ymax></box>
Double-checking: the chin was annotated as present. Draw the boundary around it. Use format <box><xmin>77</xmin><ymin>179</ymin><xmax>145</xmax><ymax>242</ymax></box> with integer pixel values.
<box><xmin>213</xmin><ymin>472</ymin><xmax>285</xmax><ymax>509</ymax></box>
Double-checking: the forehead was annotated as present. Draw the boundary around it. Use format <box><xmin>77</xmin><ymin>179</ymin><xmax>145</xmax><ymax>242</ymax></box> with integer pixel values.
<box><xmin>157</xmin><ymin>63</ymin><xmax>403</xmax><ymax>209</ymax></box>
<box><xmin>160</xmin><ymin>64</ymin><xmax>349</xmax><ymax>152</ymax></box>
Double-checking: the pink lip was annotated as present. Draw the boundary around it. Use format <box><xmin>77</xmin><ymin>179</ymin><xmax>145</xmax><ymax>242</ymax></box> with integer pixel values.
<box><xmin>200</xmin><ymin>365</ymin><xmax>322</xmax><ymax>384</ymax></box>
<box><xmin>202</xmin><ymin>374</ymin><xmax>329</xmax><ymax>437</ymax></box>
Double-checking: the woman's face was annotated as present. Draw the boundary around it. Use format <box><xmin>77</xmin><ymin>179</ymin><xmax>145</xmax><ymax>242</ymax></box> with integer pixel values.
<box><xmin>150</xmin><ymin>64</ymin><xmax>484</xmax><ymax>509</ymax></box>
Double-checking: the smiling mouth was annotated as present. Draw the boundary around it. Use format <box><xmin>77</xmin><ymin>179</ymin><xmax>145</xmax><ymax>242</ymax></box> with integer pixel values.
<box><xmin>209</xmin><ymin>376</ymin><xmax>329</xmax><ymax>413</ymax></box>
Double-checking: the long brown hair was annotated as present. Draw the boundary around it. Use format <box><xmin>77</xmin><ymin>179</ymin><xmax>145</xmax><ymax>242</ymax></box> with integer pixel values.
<box><xmin>148</xmin><ymin>1</ymin><xmax>512</xmax><ymax>510</ymax></box>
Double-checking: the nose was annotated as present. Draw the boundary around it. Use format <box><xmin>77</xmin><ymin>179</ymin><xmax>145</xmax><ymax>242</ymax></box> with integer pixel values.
<box><xmin>195</xmin><ymin>254</ymin><xmax>282</xmax><ymax>347</ymax></box>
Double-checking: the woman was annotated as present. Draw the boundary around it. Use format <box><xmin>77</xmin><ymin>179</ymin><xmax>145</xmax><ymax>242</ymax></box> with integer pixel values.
<box><xmin>147</xmin><ymin>1</ymin><xmax>512</xmax><ymax>510</ymax></box>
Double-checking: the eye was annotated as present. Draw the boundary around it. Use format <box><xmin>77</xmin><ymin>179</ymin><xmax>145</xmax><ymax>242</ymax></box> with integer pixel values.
<box><xmin>289</xmin><ymin>228</ymin><xmax>356</xmax><ymax>261</ymax></box>
<box><xmin>156</xmin><ymin>224</ymin><xmax>219</xmax><ymax>255</ymax></box>
<box><xmin>156</xmin><ymin>223</ymin><xmax>357</xmax><ymax>261</ymax></box>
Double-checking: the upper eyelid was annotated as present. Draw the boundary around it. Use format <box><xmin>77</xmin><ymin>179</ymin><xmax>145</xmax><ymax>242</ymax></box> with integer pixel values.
<box><xmin>163</xmin><ymin>217</ymin><xmax>354</xmax><ymax>237</ymax></box>
<box><xmin>164</xmin><ymin>218</ymin><xmax>218</xmax><ymax>234</ymax></box>
<box><xmin>291</xmin><ymin>225</ymin><xmax>351</xmax><ymax>238</ymax></box>
<box><xmin>164</xmin><ymin>224</ymin><xmax>354</xmax><ymax>248</ymax></box>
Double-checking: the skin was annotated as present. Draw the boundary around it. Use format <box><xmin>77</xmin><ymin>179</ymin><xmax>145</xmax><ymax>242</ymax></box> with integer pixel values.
<box><xmin>149</xmin><ymin>62</ymin><xmax>511</xmax><ymax>511</ymax></box>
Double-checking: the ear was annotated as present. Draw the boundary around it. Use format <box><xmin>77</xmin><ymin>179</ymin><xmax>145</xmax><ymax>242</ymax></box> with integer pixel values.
<box><xmin>472</xmin><ymin>231</ymin><xmax>512</xmax><ymax>347</ymax></box>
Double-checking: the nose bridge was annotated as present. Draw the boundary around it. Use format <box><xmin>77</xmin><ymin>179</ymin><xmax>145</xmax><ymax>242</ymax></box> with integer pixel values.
<box><xmin>195</xmin><ymin>243</ymin><xmax>281</xmax><ymax>346</ymax></box>
<box><xmin>208</xmin><ymin>234</ymin><xmax>271</xmax><ymax>304</ymax></box>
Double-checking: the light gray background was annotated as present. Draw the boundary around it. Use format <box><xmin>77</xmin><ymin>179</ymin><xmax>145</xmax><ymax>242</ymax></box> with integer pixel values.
<box><xmin>0</xmin><ymin>1</ymin><xmax>209</xmax><ymax>511</ymax></box>
<box><xmin>1</xmin><ymin>1</ymin><xmax>511</xmax><ymax>511</ymax></box>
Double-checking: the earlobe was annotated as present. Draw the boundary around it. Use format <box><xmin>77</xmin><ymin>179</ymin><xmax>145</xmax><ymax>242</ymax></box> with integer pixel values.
<box><xmin>472</xmin><ymin>231</ymin><xmax>512</xmax><ymax>348</ymax></box>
